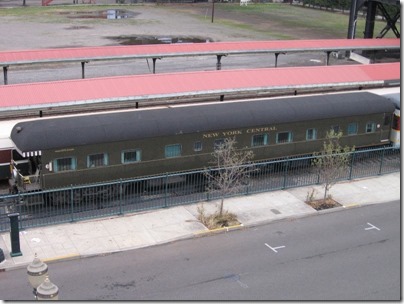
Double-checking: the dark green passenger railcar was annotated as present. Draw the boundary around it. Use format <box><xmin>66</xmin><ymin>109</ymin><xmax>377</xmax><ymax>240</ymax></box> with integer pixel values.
<box><xmin>10</xmin><ymin>91</ymin><xmax>395</xmax><ymax>190</ymax></box>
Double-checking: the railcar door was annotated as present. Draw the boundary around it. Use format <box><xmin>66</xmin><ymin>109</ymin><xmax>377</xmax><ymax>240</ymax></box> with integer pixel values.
<box><xmin>10</xmin><ymin>150</ymin><xmax>42</xmax><ymax>192</ymax></box>
<box><xmin>390</xmin><ymin>109</ymin><xmax>400</xmax><ymax>148</ymax></box>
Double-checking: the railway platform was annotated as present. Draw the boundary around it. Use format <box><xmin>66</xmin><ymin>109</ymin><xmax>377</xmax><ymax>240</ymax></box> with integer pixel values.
<box><xmin>0</xmin><ymin>171</ymin><xmax>400</xmax><ymax>272</ymax></box>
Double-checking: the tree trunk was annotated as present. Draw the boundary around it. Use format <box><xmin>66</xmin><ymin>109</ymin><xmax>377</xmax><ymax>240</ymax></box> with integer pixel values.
<box><xmin>219</xmin><ymin>197</ymin><xmax>224</xmax><ymax>216</ymax></box>
<box><xmin>324</xmin><ymin>184</ymin><xmax>329</xmax><ymax>201</ymax></box>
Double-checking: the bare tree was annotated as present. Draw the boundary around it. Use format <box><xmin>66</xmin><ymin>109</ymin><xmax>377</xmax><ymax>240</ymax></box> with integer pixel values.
<box><xmin>205</xmin><ymin>137</ymin><xmax>254</xmax><ymax>216</ymax></box>
<box><xmin>312</xmin><ymin>130</ymin><xmax>355</xmax><ymax>201</ymax></box>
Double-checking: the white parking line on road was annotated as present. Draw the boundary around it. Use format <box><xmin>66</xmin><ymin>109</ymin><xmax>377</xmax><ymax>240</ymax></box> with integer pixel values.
<box><xmin>365</xmin><ymin>222</ymin><xmax>381</xmax><ymax>231</ymax></box>
<box><xmin>265</xmin><ymin>243</ymin><xmax>285</xmax><ymax>253</ymax></box>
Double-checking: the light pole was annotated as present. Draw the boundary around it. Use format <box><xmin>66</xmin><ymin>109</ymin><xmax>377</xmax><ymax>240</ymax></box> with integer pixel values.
<box><xmin>37</xmin><ymin>276</ymin><xmax>59</xmax><ymax>300</ymax></box>
<box><xmin>27</xmin><ymin>254</ymin><xmax>48</xmax><ymax>298</ymax></box>
<box><xmin>27</xmin><ymin>254</ymin><xmax>58</xmax><ymax>300</ymax></box>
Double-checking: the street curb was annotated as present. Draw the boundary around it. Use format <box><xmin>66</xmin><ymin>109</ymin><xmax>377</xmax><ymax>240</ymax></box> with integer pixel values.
<box><xmin>342</xmin><ymin>203</ymin><xmax>362</xmax><ymax>209</ymax></box>
<box><xmin>43</xmin><ymin>253</ymin><xmax>81</xmax><ymax>264</ymax></box>
<box><xmin>0</xmin><ymin>253</ymin><xmax>83</xmax><ymax>272</ymax></box>
<box><xmin>194</xmin><ymin>223</ymin><xmax>245</xmax><ymax>236</ymax></box>
<box><xmin>240</xmin><ymin>211</ymin><xmax>318</xmax><ymax>229</ymax></box>
<box><xmin>238</xmin><ymin>203</ymin><xmax>367</xmax><ymax>229</ymax></box>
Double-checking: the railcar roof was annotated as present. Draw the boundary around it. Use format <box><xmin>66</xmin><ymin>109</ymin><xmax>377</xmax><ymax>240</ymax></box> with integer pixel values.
<box><xmin>383</xmin><ymin>93</ymin><xmax>401</xmax><ymax>109</ymax></box>
<box><xmin>11</xmin><ymin>92</ymin><xmax>395</xmax><ymax>155</ymax></box>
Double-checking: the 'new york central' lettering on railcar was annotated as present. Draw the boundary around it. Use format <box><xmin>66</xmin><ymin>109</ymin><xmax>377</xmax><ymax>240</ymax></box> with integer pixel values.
<box><xmin>54</xmin><ymin>148</ymin><xmax>75</xmax><ymax>153</ymax></box>
<box><xmin>246</xmin><ymin>126</ymin><xmax>277</xmax><ymax>133</ymax></box>
<box><xmin>202</xmin><ymin>126</ymin><xmax>277</xmax><ymax>138</ymax></box>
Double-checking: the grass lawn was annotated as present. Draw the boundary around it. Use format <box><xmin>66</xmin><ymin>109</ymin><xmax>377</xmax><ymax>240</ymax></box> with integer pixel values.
<box><xmin>0</xmin><ymin>2</ymin><xmax>398</xmax><ymax>40</ymax></box>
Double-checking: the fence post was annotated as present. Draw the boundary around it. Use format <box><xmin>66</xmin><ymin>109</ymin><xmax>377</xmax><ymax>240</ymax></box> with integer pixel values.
<box><xmin>283</xmin><ymin>158</ymin><xmax>289</xmax><ymax>189</ymax></box>
<box><xmin>70</xmin><ymin>185</ymin><xmax>74</xmax><ymax>222</ymax></box>
<box><xmin>315</xmin><ymin>156</ymin><xmax>321</xmax><ymax>184</ymax></box>
<box><xmin>378</xmin><ymin>146</ymin><xmax>385</xmax><ymax>175</ymax></box>
<box><xmin>206</xmin><ymin>168</ymin><xmax>211</xmax><ymax>201</ymax></box>
<box><xmin>8</xmin><ymin>213</ymin><xmax>22</xmax><ymax>257</ymax></box>
<box><xmin>119</xmin><ymin>179</ymin><xmax>123</xmax><ymax>215</ymax></box>
<box><xmin>16</xmin><ymin>192</ymin><xmax>23</xmax><ymax>229</ymax></box>
<box><xmin>164</xmin><ymin>173</ymin><xmax>168</xmax><ymax>208</ymax></box>
<box><xmin>348</xmin><ymin>150</ymin><xmax>356</xmax><ymax>180</ymax></box>
<box><xmin>245</xmin><ymin>165</ymin><xmax>251</xmax><ymax>195</ymax></box>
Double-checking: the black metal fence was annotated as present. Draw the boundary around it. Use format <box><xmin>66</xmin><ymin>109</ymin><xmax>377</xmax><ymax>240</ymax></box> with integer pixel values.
<box><xmin>0</xmin><ymin>146</ymin><xmax>400</xmax><ymax>232</ymax></box>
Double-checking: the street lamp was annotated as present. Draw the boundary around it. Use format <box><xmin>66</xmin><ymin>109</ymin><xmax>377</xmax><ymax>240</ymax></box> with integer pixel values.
<box><xmin>36</xmin><ymin>276</ymin><xmax>59</xmax><ymax>300</ymax></box>
<box><xmin>27</xmin><ymin>254</ymin><xmax>48</xmax><ymax>299</ymax></box>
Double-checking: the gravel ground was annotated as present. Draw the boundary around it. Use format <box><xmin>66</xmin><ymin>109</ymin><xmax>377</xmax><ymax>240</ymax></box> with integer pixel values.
<box><xmin>0</xmin><ymin>2</ymin><xmax>351</xmax><ymax>84</ymax></box>
<box><xmin>0</xmin><ymin>2</ymin><xmax>279</xmax><ymax>51</ymax></box>
<box><xmin>0</xmin><ymin>2</ymin><xmax>397</xmax><ymax>84</ymax></box>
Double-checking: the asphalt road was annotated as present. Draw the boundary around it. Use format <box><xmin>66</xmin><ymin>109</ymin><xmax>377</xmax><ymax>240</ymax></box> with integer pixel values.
<box><xmin>0</xmin><ymin>200</ymin><xmax>400</xmax><ymax>300</ymax></box>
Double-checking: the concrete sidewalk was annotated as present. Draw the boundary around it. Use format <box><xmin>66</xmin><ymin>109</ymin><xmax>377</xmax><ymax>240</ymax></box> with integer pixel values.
<box><xmin>0</xmin><ymin>172</ymin><xmax>400</xmax><ymax>271</ymax></box>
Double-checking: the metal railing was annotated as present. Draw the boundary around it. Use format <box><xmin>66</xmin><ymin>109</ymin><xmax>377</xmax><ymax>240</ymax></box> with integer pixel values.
<box><xmin>0</xmin><ymin>146</ymin><xmax>400</xmax><ymax>232</ymax></box>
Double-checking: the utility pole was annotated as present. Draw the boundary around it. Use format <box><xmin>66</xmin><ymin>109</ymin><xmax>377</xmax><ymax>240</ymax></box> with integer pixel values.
<box><xmin>347</xmin><ymin>0</ymin><xmax>362</xmax><ymax>39</ymax></box>
<box><xmin>211</xmin><ymin>0</ymin><xmax>215</xmax><ymax>23</ymax></box>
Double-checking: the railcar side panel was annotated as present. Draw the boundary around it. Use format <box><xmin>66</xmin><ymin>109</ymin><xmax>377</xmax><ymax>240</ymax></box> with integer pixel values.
<box><xmin>37</xmin><ymin>112</ymin><xmax>392</xmax><ymax>189</ymax></box>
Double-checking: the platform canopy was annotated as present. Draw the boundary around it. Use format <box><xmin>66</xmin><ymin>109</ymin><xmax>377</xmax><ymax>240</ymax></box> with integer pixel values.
<box><xmin>0</xmin><ymin>62</ymin><xmax>399</xmax><ymax>118</ymax></box>
<box><xmin>0</xmin><ymin>39</ymin><xmax>400</xmax><ymax>66</ymax></box>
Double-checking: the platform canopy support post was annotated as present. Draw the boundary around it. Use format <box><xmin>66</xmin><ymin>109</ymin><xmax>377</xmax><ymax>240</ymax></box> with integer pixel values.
<box><xmin>152</xmin><ymin>58</ymin><xmax>161</xmax><ymax>74</ymax></box>
<box><xmin>326</xmin><ymin>51</ymin><xmax>332</xmax><ymax>66</ymax></box>
<box><xmin>216</xmin><ymin>54</ymin><xmax>227</xmax><ymax>70</ymax></box>
<box><xmin>274</xmin><ymin>52</ymin><xmax>286</xmax><ymax>68</ymax></box>
<box><xmin>3</xmin><ymin>66</ymin><xmax>8</xmax><ymax>85</ymax></box>
<box><xmin>81</xmin><ymin>61</ymin><xmax>87</xmax><ymax>79</ymax></box>
<box><xmin>275</xmin><ymin>53</ymin><xmax>279</xmax><ymax>67</ymax></box>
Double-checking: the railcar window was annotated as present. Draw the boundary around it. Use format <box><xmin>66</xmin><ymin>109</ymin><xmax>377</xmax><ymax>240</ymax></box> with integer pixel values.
<box><xmin>214</xmin><ymin>139</ymin><xmax>225</xmax><ymax>150</ymax></box>
<box><xmin>365</xmin><ymin>122</ymin><xmax>376</xmax><ymax>133</ymax></box>
<box><xmin>122</xmin><ymin>149</ymin><xmax>141</xmax><ymax>163</ymax></box>
<box><xmin>384</xmin><ymin>114</ymin><xmax>392</xmax><ymax>126</ymax></box>
<box><xmin>194</xmin><ymin>141</ymin><xmax>203</xmax><ymax>152</ymax></box>
<box><xmin>347</xmin><ymin>123</ymin><xmax>358</xmax><ymax>135</ymax></box>
<box><xmin>276</xmin><ymin>132</ymin><xmax>293</xmax><ymax>144</ymax></box>
<box><xmin>306</xmin><ymin>129</ymin><xmax>317</xmax><ymax>141</ymax></box>
<box><xmin>87</xmin><ymin>153</ymin><xmax>109</xmax><ymax>168</ymax></box>
<box><xmin>54</xmin><ymin>157</ymin><xmax>76</xmax><ymax>172</ymax></box>
<box><xmin>165</xmin><ymin>144</ymin><xmax>182</xmax><ymax>158</ymax></box>
<box><xmin>252</xmin><ymin>134</ymin><xmax>269</xmax><ymax>147</ymax></box>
